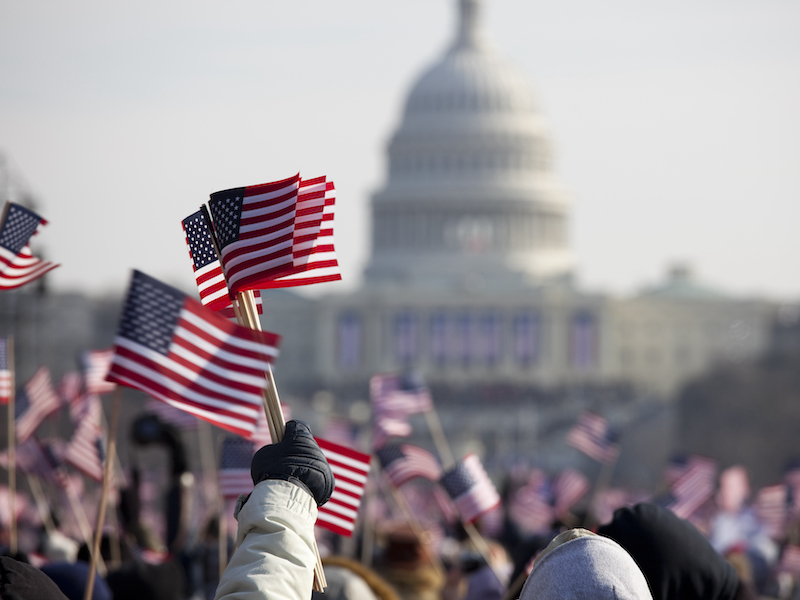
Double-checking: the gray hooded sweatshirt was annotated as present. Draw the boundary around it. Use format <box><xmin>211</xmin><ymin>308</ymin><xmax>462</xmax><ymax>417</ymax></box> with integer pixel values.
<box><xmin>520</xmin><ymin>534</ymin><xmax>653</xmax><ymax>600</ymax></box>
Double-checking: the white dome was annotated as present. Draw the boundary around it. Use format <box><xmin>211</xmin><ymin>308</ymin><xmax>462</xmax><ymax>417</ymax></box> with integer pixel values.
<box><xmin>364</xmin><ymin>0</ymin><xmax>573</xmax><ymax>291</ymax></box>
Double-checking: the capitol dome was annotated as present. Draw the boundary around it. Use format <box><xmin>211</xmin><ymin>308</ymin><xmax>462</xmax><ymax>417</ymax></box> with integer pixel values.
<box><xmin>364</xmin><ymin>0</ymin><xmax>573</xmax><ymax>292</ymax></box>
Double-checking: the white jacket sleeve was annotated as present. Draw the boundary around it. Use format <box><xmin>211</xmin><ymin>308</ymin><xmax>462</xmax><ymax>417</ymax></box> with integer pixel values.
<box><xmin>214</xmin><ymin>479</ymin><xmax>318</xmax><ymax>600</ymax></box>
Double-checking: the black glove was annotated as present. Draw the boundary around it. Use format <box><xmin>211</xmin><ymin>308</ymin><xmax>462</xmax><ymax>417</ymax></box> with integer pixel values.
<box><xmin>251</xmin><ymin>420</ymin><xmax>335</xmax><ymax>507</ymax></box>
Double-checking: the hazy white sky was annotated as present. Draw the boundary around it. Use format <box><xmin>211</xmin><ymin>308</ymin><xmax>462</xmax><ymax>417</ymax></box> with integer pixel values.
<box><xmin>1</xmin><ymin>0</ymin><xmax>798</xmax><ymax>301</ymax></box>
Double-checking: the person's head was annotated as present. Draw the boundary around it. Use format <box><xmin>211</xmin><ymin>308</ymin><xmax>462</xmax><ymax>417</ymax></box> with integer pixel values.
<box><xmin>519</xmin><ymin>528</ymin><xmax>652</xmax><ymax>600</ymax></box>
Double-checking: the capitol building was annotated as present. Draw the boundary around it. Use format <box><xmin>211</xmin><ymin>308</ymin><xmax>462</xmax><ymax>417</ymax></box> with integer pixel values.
<box><xmin>264</xmin><ymin>0</ymin><xmax>774</xmax><ymax>412</ymax></box>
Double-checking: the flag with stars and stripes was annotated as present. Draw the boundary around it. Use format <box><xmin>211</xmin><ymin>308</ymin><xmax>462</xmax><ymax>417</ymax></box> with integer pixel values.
<box><xmin>219</xmin><ymin>437</ymin><xmax>256</xmax><ymax>500</ymax></box>
<box><xmin>82</xmin><ymin>349</ymin><xmax>117</xmax><ymax>395</ymax></box>
<box><xmin>0</xmin><ymin>437</ymin><xmax>68</xmax><ymax>488</ymax></box>
<box><xmin>207</xmin><ymin>175</ymin><xmax>300</xmax><ymax>295</ymax></box>
<box><xmin>440</xmin><ymin>454</ymin><xmax>501</xmax><ymax>524</ymax></box>
<box><xmin>15</xmin><ymin>367</ymin><xmax>60</xmax><ymax>443</ymax></box>
<box><xmin>370</xmin><ymin>372</ymin><xmax>432</xmax><ymax>417</ymax></box>
<box><xmin>64</xmin><ymin>398</ymin><xmax>106</xmax><ymax>482</ymax></box>
<box><xmin>106</xmin><ymin>270</ymin><xmax>281</xmax><ymax>438</ymax></box>
<box><xmin>315</xmin><ymin>437</ymin><xmax>371</xmax><ymax>537</ymax></box>
<box><xmin>260</xmin><ymin>176</ymin><xmax>341</xmax><ymax>288</ymax></box>
<box><xmin>377</xmin><ymin>444</ymin><xmax>442</xmax><ymax>488</ymax></box>
<box><xmin>0</xmin><ymin>338</ymin><xmax>11</xmax><ymax>404</ymax></box>
<box><xmin>567</xmin><ymin>411</ymin><xmax>620</xmax><ymax>464</ymax></box>
<box><xmin>181</xmin><ymin>210</ymin><xmax>263</xmax><ymax>318</ymax></box>
<box><xmin>0</xmin><ymin>202</ymin><xmax>59</xmax><ymax>290</ymax></box>
<box><xmin>667</xmin><ymin>455</ymin><xmax>718</xmax><ymax>520</ymax></box>
<box><xmin>552</xmin><ymin>468</ymin><xmax>590</xmax><ymax>518</ymax></box>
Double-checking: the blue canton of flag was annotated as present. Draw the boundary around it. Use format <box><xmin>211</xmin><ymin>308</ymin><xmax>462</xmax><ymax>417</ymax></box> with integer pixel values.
<box><xmin>219</xmin><ymin>437</ymin><xmax>256</xmax><ymax>500</ymax></box>
<box><xmin>0</xmin><ymin>204</ymin><xmax>44</xmax><ymax>254</ymax></box>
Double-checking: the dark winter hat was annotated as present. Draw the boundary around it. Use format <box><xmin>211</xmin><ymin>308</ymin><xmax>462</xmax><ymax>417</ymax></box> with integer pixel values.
<box><xmin>0</xmin><ymin>556</ymin><xmax>68</xmax><ymax>600</ymax></box>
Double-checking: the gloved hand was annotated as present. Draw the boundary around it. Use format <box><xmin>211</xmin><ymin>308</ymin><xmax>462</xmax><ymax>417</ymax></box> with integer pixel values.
<box><xmin>251</xmin><ymin>420</ymin><xmax>335</xmax><ymax>507</ymax></box>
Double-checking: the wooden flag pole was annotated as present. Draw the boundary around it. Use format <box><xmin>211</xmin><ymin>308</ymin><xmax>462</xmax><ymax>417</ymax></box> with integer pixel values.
<box><xmin>26</xmin><ymin>474</ymin><xmax>56</xmax><ymax>536</ymax></box>
<box><xmin>423</xmin><ymin>408</ymin><xmax>455</xmax><ymax>469</ymax></box>
<box><xmin>199</xmin><ymin>206</ymin><xmax>325</xmax><ymax>590</ymax></box>
<box><xmin>84</xmin><ymin>388</ymin><xmax>122</xmax><ymax>600</ymax></box>
<box><xmin>6</xmin><ymin>336</ymin><xmax>16</xmax><ymax>555</ymax></box>
<box><xmin>65</xmin><ymin>477</ymin><xmax>104</xmax><ymax>574</ymax></box>
<box><xmin>218</xmin><ymin>496</ymin><xmax>228</xmax><ymax>579</ymax></box>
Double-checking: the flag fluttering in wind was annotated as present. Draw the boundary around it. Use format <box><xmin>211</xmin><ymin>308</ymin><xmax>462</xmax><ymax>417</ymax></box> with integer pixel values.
<box><xmin>377</xmin><ymin>444</ymin><xmax>442</xmax><ymax>488</ymax></box>
<box><xmin>181</xmin><ymin>210</ymin><xmax>263</xmax><ymax>318</ymax></box>
<box><xmin>15</xmin><ymin>367</ymin><xmax>60</xmax><ymax>443</ymax></box>
<box><xmin>260</xmin><ymin>176</ymin><xmax>341</xmax><ymax>288</ymax></box>
<box><xmin>0</xmin><ymin>338</ymin><xmax>11</xmax><ymax>404</ymax></box>
<box><xmin>0</xmin><ymin>202</ymin><xmax>59</xmax><ymax>290</ymax></box>
<box><xmin>667</xmin><ymin>455</ymin><xmax>717</xmax><ymax>520</ymax></box>
<box><xmin>0</xmin><ymin>437</ymin><xmax>67</xmax><ymax>488</ymax></box>
<box><xmin>206</xmin><ymin>174</ymin><xmax>341</xmax><ymax>295</ymax></box>
<box><xmin>315</xmin><ymin>437</ymin><xmax>371</xmax><ymax>537</ymax></box>
<box><xmin>440</xmin><ymin>454</ymin><xmax>501</xmax><ymax>524</ymax></box>
<box><xmin>552</xmin><ymin>468</ymin><xmax>590</xmax><ymax>518</ymax></box>
<box><xmin>207</xmin><ymin>175</ymin><xmax>300</xmax><ymax>295</ymax></box>
<box><xmin>219</xmin><ymin>437</ymin><xmax>256</xmax><ymax>500</ymax></box>
<box><xmin>82</xmin><ymin>349</ymin><xmax>117</xmax><ymax>395</ymax></box>
<box><xmin>508</xmin><ymin>470</ymin><xmax>553</xmax><ymax>535</ymax></box>
<box><xmin>106</xmin><ymin>270</ymin><xmax>281</xmax><ymax>438</ymax></box>
<box><xmin>64</xmin><ymin>397</ymin><xmax>106</xmax><ymax>482</ymax></box>
<box><xmin>370</xmin><ymin>372</ymin><xmax>431</xmax><ymax>450</ymax></box>
<box><xmin>566</xmin><ymin>411</ymin><xmax>620</xmax><ymax>464</ymax></box>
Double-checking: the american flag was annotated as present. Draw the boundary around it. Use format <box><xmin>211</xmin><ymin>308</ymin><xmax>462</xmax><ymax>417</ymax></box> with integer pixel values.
<box><xmin>82</xmin><ymin>349</ymin><xmax>117</xmax><ymax>395</ymax></box>
<box><xmin>755</xmin><ymin>484</ymin><xmax>788</xmax><ymax>539</ymax></box>
<box><xmin>64</xmin><ymin>398</ymin><xmax>106</xmax><ymax>482</ymax></box>
<box><xmin>181</xmin><ymin>210</ymin><xmax>263</xmax><ymax>319</ymax></box>
<box><xmin>0</xmin><ymin>202</ymin><xmax>59</xmax><ymax>290</ymax></box>
<box><xmin>207</xmin><ymin>174</ymin><xmax>300</xmax><ymax>295</ymax></box>
<box><xmin>667</xmin><ymin>455</ymin><xmax>717</xmax><ymax>519</ymax></box>
<box><xmin>15</xmin><ymin>367</ymin><xmax>60</xmax><ymax>443</ymax></box>
<box><xmin>440</xmin><ymin>454</ymin><xmax>501</xmax><ymax>524</ymax></box>
<box><xmin>106</xmin><ymin>270</ymin><xmax>281</xmax><ymax>438</ymax></box>
<box><xmin>370</xmin><ymin>372</ymin><xmax>432</xmax><ymax>417</ymax></box>
<box><xmin>508</xmin><ymin>470</ymin><xmax>553</xmax><ymax>535</ymax></box>
<box><xmin>261</xmin><ymin>176</ymin><xmax>341</xmax><ymax>288</ymax></box>
<box><xmin>566</xmin><ymin>411</ymin><xmax>620</xmax><ymax>464</ymax></box>
<box><xmin>219</xmin><ymin>437</ymin><xmax>256</xmax><ymax>500</ymax></box>
<box><xmin>0</xmin><ymin>338</ymin><xmax>11</xmax><ymax>404</ymax></box>
<box><xmin>371</xmin><ymin>413</ymin><xmax>413</xmax><ymax>450</ymax></box>
<box><xmin>552</xmin><ymin>468</ymin><xmax>590</xmax><ymax>518</ymax></box>
<box><xmin>57</xmin><ymin>371</ymin><xmax>82</xmax><ymax>408</ymax></box>
<box><xmin>2</xmin><ymin>437</ymin><xmax>68</xmax><ymax>488</ymax></box>
<box><xmin>315</xmin><ymin>437</ymin><xmax>371</xmax><ymax>537</ymax></box>
<box><xmin>377</xmin><ymin>444</ymin><xmax>442</xmax><ymax>488</ymax></box>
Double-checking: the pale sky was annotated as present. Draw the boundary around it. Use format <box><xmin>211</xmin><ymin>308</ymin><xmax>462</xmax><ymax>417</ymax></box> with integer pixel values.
<box><xmin>1</xmin><ymin>0</ymin><xmax>798</xmax><ymax>301</ymax></box>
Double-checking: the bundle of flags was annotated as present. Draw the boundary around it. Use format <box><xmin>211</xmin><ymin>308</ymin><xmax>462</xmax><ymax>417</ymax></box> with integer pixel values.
<box><xmin>0</xmin><ymin>202</ymin><xmax>59</xmax><ymax>290</ymax></box>
<box><xmin>196</xmin><ymin>174</ymin><xmax>340</xmax><ymax>300</ymax></box>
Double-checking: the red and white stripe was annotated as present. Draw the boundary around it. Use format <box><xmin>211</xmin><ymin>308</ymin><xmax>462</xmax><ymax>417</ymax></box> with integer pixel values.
<box><xmin>315</xmin><ymin>437</ymin><xmax>371</xmax><ymax>537</ymax></box>
<box><xmin>0</xmin><ymin>244</ymin><xmax>59</xmax><ymax>290</ymax></box>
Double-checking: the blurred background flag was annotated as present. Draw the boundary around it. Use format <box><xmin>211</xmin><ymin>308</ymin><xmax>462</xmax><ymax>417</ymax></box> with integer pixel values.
<box><xmin>0</xmin><ymin>202</ymin><xmax>59</xmax><ymax>290</ymax></box>
<box><xmin>219</xmin><ymin>437</ymin><xmax>256</xmax><ymax>500</ymax></box>
<box><xmin>667</xmin><ymin>455</ymin><xmax>717</xmax><ymax>519</ymax></box>
<box><xmin>315</xmin><ymin>437</ymin><xmax>371</xmax><ymax>537</ymax></box>
<box><xmin>552</xmin><ymin>468</ymin><xmax>590</xmax><ymax>519</ymax></box>
<box><xmin>106</xmin><ymin>270</ymin><xmax>281</xmax><ymax>438</ymax></box>
<box><xmin>440</xmin><ymin>453</ymin><xmax>501</xmax><ymax>524</ymax></box>
<box><xmin>369</xmin><ymin>372</ymin><xmax>432</xmax><ymax>417</ymax></box>
<box><xmin>207</xmin><ymin>174</ymin><xmax>299</xmax><ymax>295</ymax></box>
<box><xmin>82</xmin><ymin>349</ymin><xmax>117</xmax><ymax>395</ymax></box>
<box><xmin>14</xmin><ymin>367</ymin><xmax>59</xmax><ymax>443</ymax></box>
<box><xmin>377</xmin><ymin>443</ymin><xmax>442</xmax><ymax>488</ymax></box>
<box><xmin>566</xmin><ymin>411</ymin><xmax>620</xmax><ymax>464</ymax></box>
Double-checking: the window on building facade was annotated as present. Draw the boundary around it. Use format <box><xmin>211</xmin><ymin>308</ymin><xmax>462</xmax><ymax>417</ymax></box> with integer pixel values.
<box><xmin>429</xmin><ymin>312</ymin><xmax>447</xmax><ymax>365</ymax></box>
<box><xmin>570</xmin><ymin>311</ymin><xmax>598</xmax><ymax>370</ymax></box>
<box><xmin>513</xmin><ymin>312</ymin><xmax>540</xmax><ymax>366</ymax></box>
<box><xmin>337</xmin><ymin>312</ymin><xmax>361</xmax><ymax>370</ymax></box>
<box><xmin>394</xmin><ymin>311</ymin><xmax>419</xmax><ymax>366</ymax></box>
